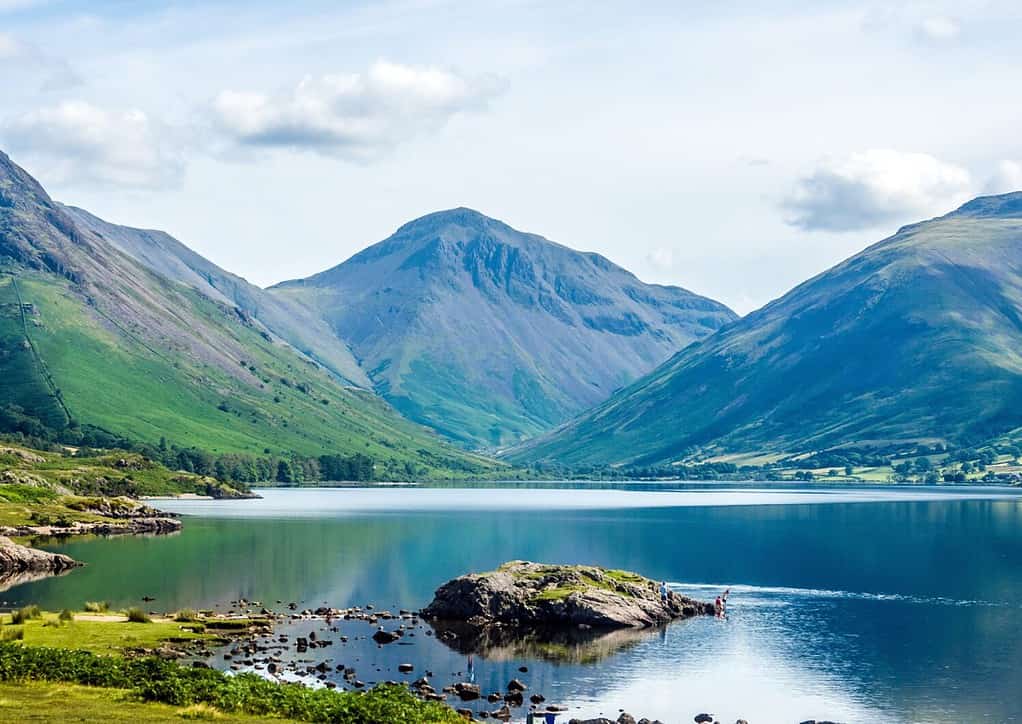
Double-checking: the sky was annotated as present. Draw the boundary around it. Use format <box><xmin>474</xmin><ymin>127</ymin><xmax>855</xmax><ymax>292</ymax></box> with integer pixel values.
<box><xmin>1</xmin><ymin>0</ymin><xmax>1020</xmax><ymax>314</ymax></box>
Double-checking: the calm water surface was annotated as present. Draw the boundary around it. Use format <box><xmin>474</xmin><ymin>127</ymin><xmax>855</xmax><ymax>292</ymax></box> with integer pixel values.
<box><xmin>7</xmin><ymin>485</ymin><xmax>1022</xmax><ymax>724</ymax></box>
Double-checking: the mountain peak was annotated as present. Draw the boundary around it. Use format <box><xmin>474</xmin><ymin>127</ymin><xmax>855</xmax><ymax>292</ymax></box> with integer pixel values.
<box><xmin>392</xmin><ymin>207</ymin><xmax>510</xmax><ymax>238</ymax></box>
<box><xmin>948</xmin><ymin>191</ymin><xmax>1022</xmax><ymax>219</ymax></box>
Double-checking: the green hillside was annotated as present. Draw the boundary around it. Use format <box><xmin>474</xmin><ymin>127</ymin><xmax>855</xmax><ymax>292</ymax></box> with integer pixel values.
<box><xmin>0</xmin><ymin>150</ymin><xmax>497</xmax><ymax>478</ymax></box>
<box><xmin>0</xmin><ymin>275</ymin><xmax>69</xmax><ymax>432</ymax></box>
<box><xmin>511</xmin><ymin>193</ymin><xmax>1022</xmax><ymax>466</ymax></box>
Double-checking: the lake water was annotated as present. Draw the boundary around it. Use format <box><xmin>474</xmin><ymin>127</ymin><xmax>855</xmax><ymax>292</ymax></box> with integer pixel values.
<box><xmin>6</xmin><ymin>484</ymin><xmax>1022</xmax><ymax>723</ymax></box>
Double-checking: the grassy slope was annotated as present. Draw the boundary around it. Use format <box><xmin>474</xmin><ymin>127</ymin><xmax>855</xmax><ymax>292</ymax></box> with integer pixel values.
<box><xmin>0</xmin><ymin>276</ymin><xmax>68</xmax><ymax>430</ymax></box>
<box><xmin>10</xmin><ymin>271</ymin><xmax>496</xmax><ymax>475</ymax></box>
<box><xmin>512</xmin><ymin>197</ymin><xmax>1022</xmax><ymax>466</ymax></box>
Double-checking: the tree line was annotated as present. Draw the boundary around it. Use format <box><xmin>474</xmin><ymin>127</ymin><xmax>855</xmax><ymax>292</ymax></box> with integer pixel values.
<box><xmin>0</xmin><ymin>403</ymin><xmax>375</xmax><ymax>483</ymax></box>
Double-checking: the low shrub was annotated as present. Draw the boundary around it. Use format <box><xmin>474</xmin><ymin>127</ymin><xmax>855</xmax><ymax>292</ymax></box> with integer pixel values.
<box><xmin>0</xmin><ymin>643</ymin><xmax>462</xmax><ymax>723</ymax></box>
<box><xmin>125</xmin><ymin>607</ymin><xmax>151</xmax><ymax>624</ymax></box>
<box><xmin>58</xmin><ymin>609</ymin><xmax>75</xmax><ymax>622</ymax></box>
<box><xmin>83</xmin><ymin>601</ymin><xmax>109</xmax><ymax>613</ymax></box>
<box><xmin>0</xmin><ymin>628</ymin><xmax>22</xmax><ymax>642</ymax></box>
<box><xmin>10</xmin><ymin>605</ymin><xmax>41</xmax><ymax>625</ymax></box>
<box><xmin>174</xmin><ymin>608</ymin><xmax>198</xmax><ymax>623</ymax></box>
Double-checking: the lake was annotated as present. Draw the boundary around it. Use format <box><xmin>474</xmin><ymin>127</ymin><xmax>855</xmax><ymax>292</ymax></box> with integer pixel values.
<box><xmin>6</xmin><ymin>484</ymin><xmax>1022</xmax><ymax>723</ymax></box>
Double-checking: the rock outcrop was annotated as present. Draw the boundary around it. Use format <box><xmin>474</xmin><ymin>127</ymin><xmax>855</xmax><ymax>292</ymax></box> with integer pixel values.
<box><xmin>421</xmin><ymin>561</ymin><xmax>713</xmax><ymax>630</ymax></box>
<box><xmin>0</xmin><ymin>516</ymin><xmax>182</xmax><ymax>538</ymax></box>
<box><xmin>0</xmin><ymin>535</ymin><xmax>80</xmax><ymax>577</ymax></box>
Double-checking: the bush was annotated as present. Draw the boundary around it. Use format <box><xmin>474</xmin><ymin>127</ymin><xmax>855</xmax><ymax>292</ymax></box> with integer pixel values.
<box><xmin>0</xmin><ymin>628</ymin><xmax>23</xmax><ymax>642</ymax></box>
<box><xmin>125</xmin><ymin>607</ymin><xmax>151</xmax><ymax>624</ymax></box>
<box><xmin>10</xmin><ymin>605</ymin><xmax>41</xmax><ymax>625</ymax></box>
<box><xmin>83</xmin><ymin>601</ymin><xmax>109</xmax><ymax>613</ymax></box>
<box><xmin>0</xmin><ymin>643</ymin><xmax>462</xmax><ymax>723</ymax></box>
<box><xmin>58</xmin><ymin>609</ymin><xmax>75</xmax><ymax>622</ymax></box>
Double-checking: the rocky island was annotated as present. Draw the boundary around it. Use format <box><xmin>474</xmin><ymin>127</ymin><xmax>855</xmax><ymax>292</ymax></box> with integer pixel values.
<box><xmin>422</xmin><ymin>561</ymin><xmax>714</xmax><ymax>629</ymax></box>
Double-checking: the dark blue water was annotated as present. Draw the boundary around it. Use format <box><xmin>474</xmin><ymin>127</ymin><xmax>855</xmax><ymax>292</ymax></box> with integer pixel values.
<box><xmin>6</xmin><ymin>485</ymin><xmax>1021</xmax><ymax>723</ymax></box>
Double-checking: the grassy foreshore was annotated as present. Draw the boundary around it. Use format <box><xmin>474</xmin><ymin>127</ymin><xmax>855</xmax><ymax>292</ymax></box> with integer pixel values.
<box><xmin>0</xmin><ymin>607</ymin><xmax>463</xmax><ymax>724</ymax></box>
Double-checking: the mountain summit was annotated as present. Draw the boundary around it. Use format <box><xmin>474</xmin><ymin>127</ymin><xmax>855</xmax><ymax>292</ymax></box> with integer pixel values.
<box><xmin>272</xmin><ymin>208</ymin><xmax>736</xmax><ymax>446</ymax></box>
<box><xmin>512</xmin><ymin>192</ymin><xmax>1022</xmax><ymax>465</ymax></box>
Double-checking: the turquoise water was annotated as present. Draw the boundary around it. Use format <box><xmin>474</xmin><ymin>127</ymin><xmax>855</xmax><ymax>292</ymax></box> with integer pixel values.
<box><xmin>6</xmin><ymin>485</ymin><xmax>1022</xmax><ymax>723</ymax></box>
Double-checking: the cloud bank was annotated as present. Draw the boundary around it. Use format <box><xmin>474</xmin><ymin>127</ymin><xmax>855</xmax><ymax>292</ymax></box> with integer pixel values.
<box><xmin>2</xmin><ymin>101</ymin><xmax>184</xmax><ymax>189</ymax></box>
<box><xmin>212</xmin><ymin>61</ymin><xmax>505</xmax><ymax>160</ymax></box>
<box><xmin>782</xmin><ymin>149</ymin><xmax>973</xmax><ymax>232</ymax></box>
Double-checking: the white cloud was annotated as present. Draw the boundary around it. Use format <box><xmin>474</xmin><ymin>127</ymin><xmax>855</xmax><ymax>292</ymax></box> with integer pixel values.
<box><xmin>646</xmin><ymin>247</ymin><xmax>677</xmax><ymax>271</ymax></box>
<box><xmin>212</xmin><ymin>61</ymin><xmax>505</xmax><ymax>160</ymax></box>
<box><xmin>2</xmin><ymin>101</ymin><xmax>184</xmax><ymax>189</ymax></box>
<box><xmin>984</xmin><ymin>160</ymin><xmax>1022</xmax><ymax>195</ymax></box>
<box><xmin>0</xmin><ymin>31</ymin><xmax>81</xmax><ymax>90</ymax></box>
<box><xmin>918</xmin><ymin>16</ymin><xmax>960</xmax><ymax>40</ymax></box>
<box><xmin>782</xmin><ymin>149</ymin><xmax>973</xmax><ymax>232</ymax></box>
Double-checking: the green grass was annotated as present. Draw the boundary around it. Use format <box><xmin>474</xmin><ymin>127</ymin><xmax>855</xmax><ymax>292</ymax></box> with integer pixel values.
<box><xmin>1</xmin><ymin>612</ymin><xmax>212</xmax><ymax>655</ymax></box>
<box><xmin>0</xmin><ymin>681</ymin><xmax>294</xmax><ymax>723</ymax></box>
<box><xmin>0</xmin><ymin>644</ymin><xmax>463</xmax><ymax>724</ymax></box>
<box><xmin>0</xmin><ymin>276</ymin><xmax>69</xmax><ymax>431</ymax></box>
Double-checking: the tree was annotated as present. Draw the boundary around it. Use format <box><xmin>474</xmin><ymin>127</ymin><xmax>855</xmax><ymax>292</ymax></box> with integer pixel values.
<box><xmin>276</xmin><ymin>459</ymin><xmax>294</xmax><ymax>483</ymax></box>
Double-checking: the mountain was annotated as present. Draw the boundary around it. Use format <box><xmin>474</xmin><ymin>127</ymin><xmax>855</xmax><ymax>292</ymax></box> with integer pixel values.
<box><xmin>60</xmin><ymin>205</ymin><xmax>369</xmax><ymax>388</ymax></box>
<box><xmin>0</xmin><ymin>150</ymin><xmax>494</xmax><ymax>476</ymax></box>
<box><xmin>270</xmin><ymin>208</ymin><xmax>737</xmax><ymax>447</ymax></box>
<box><xmin>511</xmin><ymin>193</ymin><xmax>1022</xmax><ymax>466</ymax></box>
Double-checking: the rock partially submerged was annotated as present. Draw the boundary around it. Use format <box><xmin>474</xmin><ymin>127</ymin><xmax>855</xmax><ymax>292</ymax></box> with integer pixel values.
<box><xmin>421</xmin><ymin>561</ymin><xmax>713</xmax><ymax>629</ymax></box>
<box><xmin>0</xmin><ymin>535</ymin><xmax>80</xmax><ymax>578</ymax></box>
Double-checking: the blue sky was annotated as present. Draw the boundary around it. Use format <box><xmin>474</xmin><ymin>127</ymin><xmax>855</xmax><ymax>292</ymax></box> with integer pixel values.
<box><xmin>2</xmin><ymin>0</ymin><xmax>1020</xmax><ymax>313</ymax></box>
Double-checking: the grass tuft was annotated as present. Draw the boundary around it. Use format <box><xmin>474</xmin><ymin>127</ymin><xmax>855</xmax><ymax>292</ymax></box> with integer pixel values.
<box><xmin>84</xmin><ymin>601</ymin><xmax>109</xmax><ymax>613</ymax></box>
<box><xmin>125</xmin><ymin>607</ymin><xmax>152</xmax><ymax>624</ymax></box>
<box><xmin>174</xmin><ymin>609</ymin><xmax>199</xmax><ymax>623</ymax></box>
<box><xmin>10</xmin><ymin>605</ymin><xmax>42</xmax><ymax>625</ymax></box>
<box><xmin>0</xmin><ymin>628</ymin><xmax>23</xmax><ymax>642</ymax></box>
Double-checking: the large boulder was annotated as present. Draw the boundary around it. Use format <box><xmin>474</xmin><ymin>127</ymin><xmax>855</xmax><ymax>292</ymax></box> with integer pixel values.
<box><xmin>421</xmin><ymin>561</ymin><xmax>713</xmax><ymax>629</ymax></box>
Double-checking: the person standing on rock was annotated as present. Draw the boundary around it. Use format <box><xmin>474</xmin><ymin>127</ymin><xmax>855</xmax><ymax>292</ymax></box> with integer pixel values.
<box><xmin>659</xmin><ymin>581</ymin><xmax>669</xmax><ymax>603</ymax></box>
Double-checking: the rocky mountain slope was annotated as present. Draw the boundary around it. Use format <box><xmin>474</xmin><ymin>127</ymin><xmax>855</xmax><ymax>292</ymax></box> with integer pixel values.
<box><xmin>60</xmin><ymin>205</ymin><xmax>369</xmax><ymax>388</ymax></box>
<box><xmin>271</xmin><ymin>208</ymin><xmax>736</xmax><ymax>446</ymax></box>
<box><xmin>0</xmin><ymin>150</ymin><xmax>493</xmax><ymax>476</ymax></box>
<box><xmin>512</xmin><ymin>193</ymin><xmax>1022</xmax><ymax>465</ymax></box>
